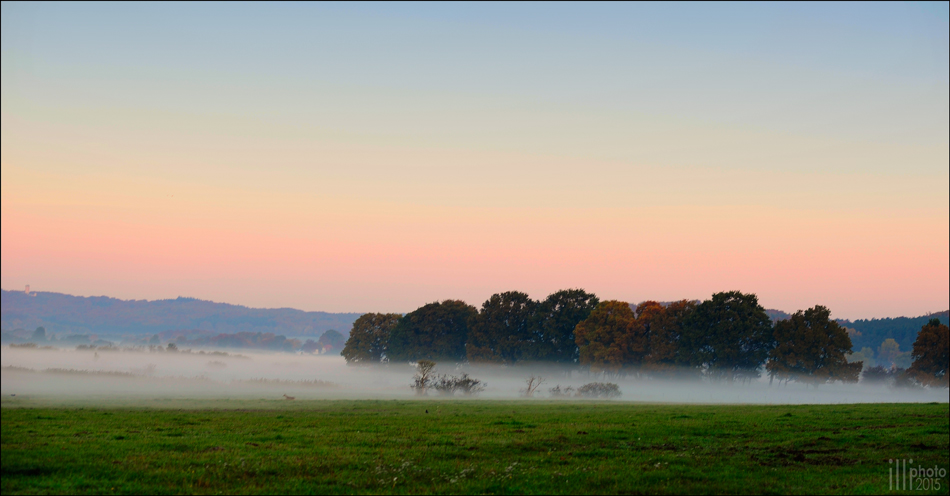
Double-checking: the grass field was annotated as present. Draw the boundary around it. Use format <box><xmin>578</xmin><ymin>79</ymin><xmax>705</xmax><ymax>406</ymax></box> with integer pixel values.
<box><xmin>2</xmin><ymin>399</ymin><xmax>947</xmax><ymax>494</ymax></box>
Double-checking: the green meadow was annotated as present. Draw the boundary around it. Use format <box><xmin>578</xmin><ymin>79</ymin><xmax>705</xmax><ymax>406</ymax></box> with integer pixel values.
<box><xmin>2</xmin><ymin>399</ymin><xmax>947</xmax><ymax>495</ymax></box>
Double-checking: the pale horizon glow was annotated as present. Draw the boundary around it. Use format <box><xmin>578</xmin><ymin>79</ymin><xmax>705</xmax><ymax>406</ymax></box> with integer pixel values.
<box><xmin>2</xmin><ymin>2</ymin><xmax>948</xmax><ymax>320</ymax></box>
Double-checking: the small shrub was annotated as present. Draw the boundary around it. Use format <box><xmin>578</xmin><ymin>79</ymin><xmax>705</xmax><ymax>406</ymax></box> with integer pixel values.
<box><xmin>432</xmin><ymin>373</ymin><xmax>486</xmax><ymax>396</ymax></box>
<box><xmin>861</xmin><ymin>365</ymin><xmax>892</xmax><ymax>383</ymax></box>
<box><xmin>432</xmin><ymin>374</ymin><xmax>457</xmax><ymax>396</ymax></box>
<box><xmin>548</xmin><ymin>385</ymin><xmax>575</xmax><ymax>398</ymax></box>
<box><xmin>891</xmin><ymin>369</ymin><xmax>922</xmax><ymax>389</ymax></box>
<box><xmin>454</xmin><ymin>373</ymin><xmax>487</xmax><ymax>396</ymax></box>
<box><xmin>576</xmin><ymin>382</ymin><xmax>621</xmax><ymax>399</ymax></box>
<box><xmin>10</xmin><ymin>343</ymin><xmax>38</xmax><ymax>349</ymax></box>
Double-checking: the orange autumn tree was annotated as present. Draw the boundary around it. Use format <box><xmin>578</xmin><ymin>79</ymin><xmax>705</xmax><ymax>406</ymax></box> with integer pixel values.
<box><xmin>574</xmin><ymin>301</ymin><xmax>642</xmax><ymax>375</ymax></box>
<box><xmin>641</xmin><ymin>300</ymin><xmax>698</xmax><ymax>378</ymax></box>
<box><xmin>575</xmin><ymin>300</ymin><xmax>699</xmax><ymax>376</ymax></box>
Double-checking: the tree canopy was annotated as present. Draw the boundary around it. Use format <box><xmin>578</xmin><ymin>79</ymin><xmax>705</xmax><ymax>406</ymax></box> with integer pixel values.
<box><xmin>574</xmin><ymin>300</ymin><xmax>639</xmax><ymax>374</ymax></box>
<box><xmin>341</xmin><ymin>313</ymin><xmax>402</xmax><ymax>365</ymax></box>
<box><xmin>908</xmin><ymin>318</ymin><xmax>949</xmax><ymax>388</ymax></box>
<box><xmin>387</xmin><ymin>300</ymin><xmax>477</xmax><ymax>363</ymax></box>
<box><xmin>467</xmin><ymin>291</ymin><xmax>539</xmax><ymax>364</ymax></box>
<box><xmin>767</xmin><ymin>305</ymin><xmax>861</xmax><ymax>386</ymax></box>
<box><xmin>525</xmin><ymin>289</ymin><xmax>599</xmax><ymax>363</ymax></box>
<box><xmin>641</xmin><ymin>300</ymin><xmax>698</xmax><ymax>377</ymax></box>
<box><xmin>681</xmin><ymin>291</ymin><xmax>773</xmax><ymax>381</ymax></box>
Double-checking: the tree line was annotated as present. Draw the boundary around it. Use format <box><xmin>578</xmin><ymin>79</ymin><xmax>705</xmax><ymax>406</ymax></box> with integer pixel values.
<box><xmin>341</xmin><ymin>289</ymin><xmax>948</xmax><ymax>387</ymax></box>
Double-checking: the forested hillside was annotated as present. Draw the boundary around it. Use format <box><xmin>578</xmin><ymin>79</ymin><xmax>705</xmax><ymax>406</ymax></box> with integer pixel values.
<box><xmin>840</xmin><ymin>311</ymin><xmax>949</xmax><ymax>363</ymax></box>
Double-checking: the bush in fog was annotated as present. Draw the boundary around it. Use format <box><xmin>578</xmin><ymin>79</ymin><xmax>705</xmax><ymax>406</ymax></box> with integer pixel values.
<box><xmin>576</xmin><ymin>382</ymin><xmax>621</xmax><ymax>399</ymax></box>
<box><xmin>890</xmin><ymin>368</ymin><xmax>921</xmax><ymax>389</ymax></box>
<box><xmin>861</xmin><ymin>365</ymin><xmax>894</xmax><ymax>384</ymax></box>
<box><xmin>860</xmin><ymin>366</ymin><xmax>920</xmax><ymax>389</ymax></box>
<box><xmin>432</xmin><ymin>373</ymin><xmax>486</xmax><ymax>396</ymax></box>
<box><xmin>548</xmin><ymin>385</ymin><xmax>575</xmax><ymax>398</ymax></box>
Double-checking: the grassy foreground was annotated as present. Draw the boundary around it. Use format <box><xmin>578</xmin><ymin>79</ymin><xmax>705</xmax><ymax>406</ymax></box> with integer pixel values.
<box><xmin>2</xmin><ymin>399</ymin><xmax>947</xmax><ymax>495</ymax></box>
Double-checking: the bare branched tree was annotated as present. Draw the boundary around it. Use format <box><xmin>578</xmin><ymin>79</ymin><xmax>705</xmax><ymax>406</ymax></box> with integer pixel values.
<box><xmin>411</xmin><ymin>359</ymin><xmax>437</xmax><ymax>395</ymax></box>
<box><xmin>520</xmin><ymin>375</ymin><xmax>545</xmax><ymax>398</ymax></box>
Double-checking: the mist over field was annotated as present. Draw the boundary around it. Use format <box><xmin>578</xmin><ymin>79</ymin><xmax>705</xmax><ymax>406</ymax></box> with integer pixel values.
<box><xmin>2</xmin><ymin>346</ymin><xmax>945</xmax><ymax>406</ymax></box>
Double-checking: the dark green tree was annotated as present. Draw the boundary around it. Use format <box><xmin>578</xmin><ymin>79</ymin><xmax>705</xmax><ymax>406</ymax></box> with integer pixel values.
<box><xmin>681</xmin><ymin>291</ymin><xmax>774</xmax><ymax>381</ymax></box>
<box><xmin>341</xmin><ymin>313</ymin><xmax>402</xmax><ymax>365</ymax></box>
<box><xmin>908</xmin><ymin>318</ymin><xmax>949</xmax><ymax>388</ymax></box>
<box><xmin>525</xmin><ymin>289</ymin><xmax>599</xmax><ymax>362</ymax></box>
<box><xmin>387</xmin><ymin>300</ymin><xmax>477</xmax><ymax>363</ymax></box>
<box><xmin>767</xmin><ymin>305</ymin><xmax>861</xmax><ymax>386</ymax></box>
<box><xmin>467</xmin><ymin>291</ymin><xmax>539</xmax><ymax>364</ymax></box>
<box><xmin>30</xmin><ymin>326</ymin><xmax>46</xmax><ymax>342</ymax></box>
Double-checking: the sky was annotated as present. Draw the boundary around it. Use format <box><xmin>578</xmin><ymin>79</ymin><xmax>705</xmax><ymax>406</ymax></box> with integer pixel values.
<box><xmin>2</xmin><ymin>2</ymin><xmax>948</xmax><ymax>319</ymax></box>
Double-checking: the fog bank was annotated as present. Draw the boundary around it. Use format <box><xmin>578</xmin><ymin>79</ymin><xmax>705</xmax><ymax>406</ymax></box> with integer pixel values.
<box><xmin>2</xmin><ymin>346</ymin><xmax>946</xmax><ymax>405</ymax></box>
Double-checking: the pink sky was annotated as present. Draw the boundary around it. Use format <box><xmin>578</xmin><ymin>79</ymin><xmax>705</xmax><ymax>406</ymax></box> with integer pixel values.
<box><xmin>2</xmin><ymin>151</ymin><xmax>947</xmax><ymax>319</ymax></box>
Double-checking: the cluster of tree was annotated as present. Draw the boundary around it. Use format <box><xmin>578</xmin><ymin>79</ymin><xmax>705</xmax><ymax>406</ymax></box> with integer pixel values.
<box><xmin>342</xmin><ymin>290</ymin><xmax>949</xmax><ymax>388</ymax></box>
<box><xmin>342</xmin><ymin>289</ymin><xmax>599</xmax><ymax>365</ymax></box>
<box><xmin>170</xmin><ymin>331</ymin><xmax>302</xmax><ymax>352</ymax></box>
<box><xmin>566</xmin><ymin>292</ymin><xmax>783</xmax><ymax>382</ymax></box>
<box><xmin>145</xmin><ymin>329</ymin><xmax>346</xmax><ymax>354</ymax></box>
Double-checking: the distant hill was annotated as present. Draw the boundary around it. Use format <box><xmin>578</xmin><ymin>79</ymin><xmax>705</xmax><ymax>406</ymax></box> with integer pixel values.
<box><xmin>1</xmin><ymin>289</ymin><xmax>362</xmax><ymax>341</ymax></box>
<box><xmin>764</xmin><ymin>309</ymin><xmax>792</xmax><ymax>322</ymax></box>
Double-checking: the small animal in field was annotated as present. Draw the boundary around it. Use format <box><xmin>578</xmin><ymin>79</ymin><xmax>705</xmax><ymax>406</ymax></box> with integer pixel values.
<box><xmin>283</xmin><ymin>394</ymin><xmax>295</xmax><ymax>400</ymax></box>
